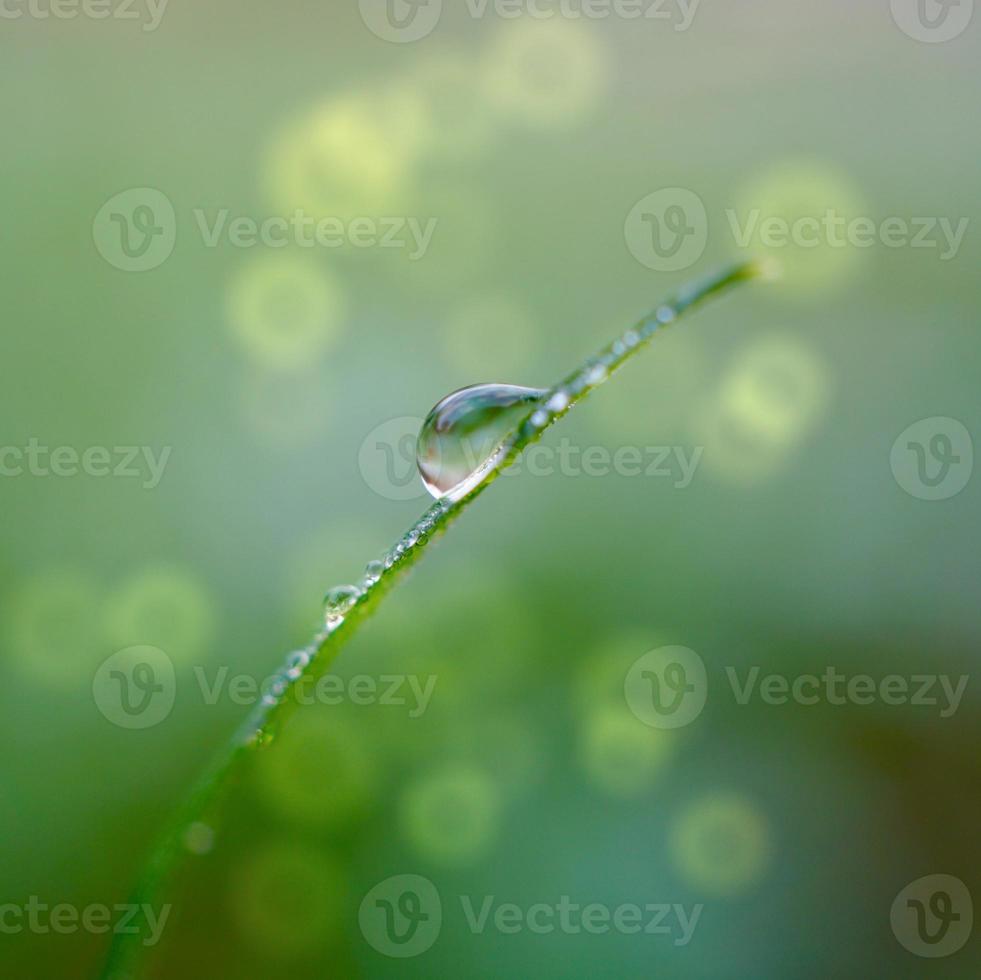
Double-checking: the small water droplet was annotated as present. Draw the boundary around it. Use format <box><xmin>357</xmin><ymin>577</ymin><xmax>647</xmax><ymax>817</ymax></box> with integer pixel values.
<box><xmin>249</xmin><ymin>723</ymin><xmax>278</xmax><ymax>749</ymax></box>
<box><xmin>417</xmin><ymin>383</ymin><xmax>546</xmax><ymax>501</ymax></box>
<box><xmin>585</xmin><ymin>363</ymin><xmax>607</xmax><ymax>385</ymax></box>
<box><xmin>323</xmin><ymin>585</ymin><xmax>361</xmax><ymax>626</ymax></box>
<box><xmin>546</xmin><ymin>390</ymin><xmax>570</xmax><ymax>413</ymax></box>
<box><xmin>363</xmin><ymin>560</ymin><xmax>384</xmax><ymax>586</ymax></box>
<box><xmin>284</xmin><ymin>648</ymin><xmax>311</xmax><ymax>680</ymax></box>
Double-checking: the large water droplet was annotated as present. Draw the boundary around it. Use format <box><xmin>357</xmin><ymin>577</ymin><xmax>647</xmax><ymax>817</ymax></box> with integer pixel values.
<box><xmin>416</xmin><ymin>383</ymin><xmax>546</xmax><ymax>501</ymax></box>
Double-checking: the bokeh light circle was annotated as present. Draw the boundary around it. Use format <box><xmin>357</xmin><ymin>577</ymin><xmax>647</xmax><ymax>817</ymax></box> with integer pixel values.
<box><xmin>226</xmin><ymin>254</ymin><xmax>346</xmax><ymax>371</ymax></box>
<box><xmin>399</xmin><ymin>764</ymin><xmax>502</xmax><ymax>866</ymax></box>
<box><xmin>670</xmin><ymin>794</ymin><xmax>772</xmax><ymax>896</ymax></box>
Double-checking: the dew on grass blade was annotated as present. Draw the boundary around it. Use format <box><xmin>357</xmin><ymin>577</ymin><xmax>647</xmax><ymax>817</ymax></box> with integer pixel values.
<box><xmin>361</xmin><ymin>560</ymin><xmax>384</xmax><ymax>588</ymax></box>
<box><xmin>416</xmin><ymin>383</ymin><xmax>547</xmax><ymax>501</ymax></box>
<box><xmin>323</xmin><ymin>585</ymin><xmax>361</xmax><ymax>628</ymax></box>
<box><xmin>102</xmin><ymin>262</ymin><xmax>765</xmax><ymax>980</ymax></box>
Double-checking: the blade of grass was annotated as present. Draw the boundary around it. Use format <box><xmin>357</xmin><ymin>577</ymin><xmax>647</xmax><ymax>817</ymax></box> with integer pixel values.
<box><xmin>101</xmin><ymin>259</ymin><xmax>765</xmax><ymax>977</ymax></box>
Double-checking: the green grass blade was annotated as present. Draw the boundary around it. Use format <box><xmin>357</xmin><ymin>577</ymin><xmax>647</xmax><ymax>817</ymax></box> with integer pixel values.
<box><xmin>101</xmin><ymin>258</ymin><xmax>764</xmax><ymax>978</ymax></box>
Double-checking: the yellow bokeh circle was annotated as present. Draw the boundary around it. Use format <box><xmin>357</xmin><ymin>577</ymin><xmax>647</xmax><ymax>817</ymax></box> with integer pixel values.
<box><xmin>226</xmin><ymin>254</ymin><xmax>345</xmax><ymax>371</ymax></box>
<box><xmin>481</xmin><ymin>20</ymin><xmax>609</xmax><ymax>128</ymax></box>
<box><xmin>670</xmin><ymin>794</ymin><xmax>772</xmax><ymax>896</ymax></box>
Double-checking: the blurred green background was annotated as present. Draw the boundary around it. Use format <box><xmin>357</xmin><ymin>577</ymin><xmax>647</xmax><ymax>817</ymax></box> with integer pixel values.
<box><xmin>1</xmin><ymin>1</ymin><xmax>979</xmax><ymax>976</ymax></box>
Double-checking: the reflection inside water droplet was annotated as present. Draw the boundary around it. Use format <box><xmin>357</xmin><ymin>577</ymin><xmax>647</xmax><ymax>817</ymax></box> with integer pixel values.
<box><xmin>416</xmin><ymin>383</ymin><xmax>546</xmax><ymax>502</ymax></box>
<box><xmin>323</xmin><ymin>585</ymin><xmax>361</xmax><ymax>627</ymax></box>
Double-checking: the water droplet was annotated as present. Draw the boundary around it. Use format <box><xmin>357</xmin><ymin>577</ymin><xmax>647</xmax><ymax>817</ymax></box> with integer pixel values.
<box><xmin>323</xmin><ymin>585</ymin><xmax>361</xmax><ymax>627</ymax></box>
<box><xmin>362</xmin><ymin>560</ymin><xmax>384</xmax><ymax>586</ymax></box>
<box><xmin>249</xmin><ymin>723</ymin><xmax>278</xmax><ymax>750</ymax></box>
<box><xmin>546</xmin><ymin>390</ymin><xmax>570</xmax><ymax>413</ymax></box>
<box><xmin>585</xmin><ymin>363</ymin><xmax>607</xmax><ymax>385</ymax></box>
<box><xmin>417</xmin><ymin>383</ymin><xmax>546</xmax><ymax>501</ymax></box>
<box><xmin>285</xmin><ymin>648</ymin><xmax>311</xmax><ymax>680</ymax></box>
